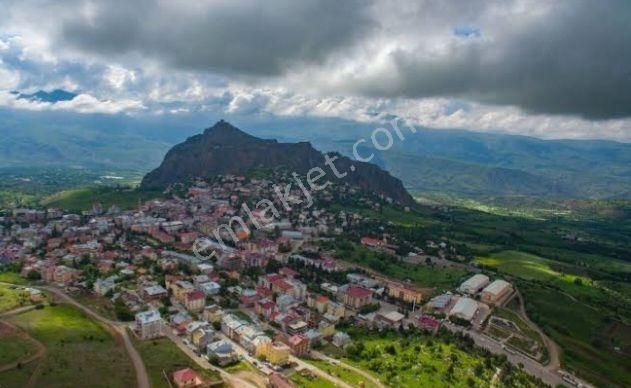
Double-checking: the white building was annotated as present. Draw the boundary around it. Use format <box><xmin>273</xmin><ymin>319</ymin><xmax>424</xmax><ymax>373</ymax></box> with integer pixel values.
<box><xmin>135</xmin><ymin>310</ymin><xmax>163</xmax><ymax>339</ymax></box>
<box><xmin>449</xmin><ymin>297</ymin><xmax>478</xmax><ymax>321</ymax></box>
<box><xmin>458</xmin><ymin>274</ymin><xmax>490</xmax><ymax>295</ymax></box>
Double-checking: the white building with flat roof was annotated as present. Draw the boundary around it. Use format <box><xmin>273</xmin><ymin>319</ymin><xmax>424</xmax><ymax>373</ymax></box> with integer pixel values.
<box><xmin>135</xmin><ymin>310</ymin><xmax>163</xmax><ymax>339</ymax></box>
<box><xmin>449</xmin><ymin>297</ymin><xmax>478</xmax><ymax>321</ymax></box>
<box><xmin>458</xmin><ymin>274</ymin><xmax>490</xmax><ymax>295</ymax></box>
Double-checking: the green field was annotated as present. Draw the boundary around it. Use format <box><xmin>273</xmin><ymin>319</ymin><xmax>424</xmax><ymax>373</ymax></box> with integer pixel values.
<box><xmin>330</xmin><ymin>241</ymin><xmax>465</xmax><ymax>291</ymax></box>
<box><xmin>0</xmin><ymin>285</ymin><xmax>31</xmax><ymax>313</ymax></box>
<box><xmin>132</xmin><ymin>336</ymin><xmax>221</xmax><ymax>388</ymax></box>
<box><xmin>288</xmin><ymin>369</ymin><xmax>337</xmax><ymax>388</ymax></box>
<box><xmin>0</xmin><ymin>271</ymin><xmax>31</xmax><ymax>285</ymax></box>
<box><xmin>336</xmin><ymin>330</ymin><xmax>541</xmax><ymax>388</ymax></box>
<box><xmin>0</xmin><ymin>329</ymin><xmax>38</xmax><ymax>366</ymax></box>
<box><xmin>1</xmin><ymin>304</ymin><xmax>136</xmax><ymax>387</ymax></box>
<box><xmin>41</xmin><ymin>187</ymin><xmax>163</xmax><ymax>212</ymax></box>
<box><xmin>476</xmin><ymin>250</ymin><xmax>631</xmax><ymax>387</ymax></box>
<box><xmin>304</xmin><ymin>358</ymin><xmax>379</xmax><ymax>388</ymax></box>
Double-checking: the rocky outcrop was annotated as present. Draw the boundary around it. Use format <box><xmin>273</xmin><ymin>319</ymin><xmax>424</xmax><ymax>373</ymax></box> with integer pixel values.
<box><xmin>141</xmin><ymin>120</ymin><xmax>415</xmax><ymax>205</ymax></box>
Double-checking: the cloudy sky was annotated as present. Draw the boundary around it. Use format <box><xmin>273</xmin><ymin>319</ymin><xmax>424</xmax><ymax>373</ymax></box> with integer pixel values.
<box><xmin>1</xmin><ymin>0</ymin><xmax>631</xmax><ymax>141</ymax></box>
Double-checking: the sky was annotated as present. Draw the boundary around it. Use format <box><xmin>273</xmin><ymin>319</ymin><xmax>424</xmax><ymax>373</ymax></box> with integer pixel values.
<box><xmin>1</xmin><ymin>0</ymin><xmax>631</xmax><ymax>141</ymax></box>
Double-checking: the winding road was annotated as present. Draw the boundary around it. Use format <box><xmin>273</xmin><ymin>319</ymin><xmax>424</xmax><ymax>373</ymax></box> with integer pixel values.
<box><xmin>0</xmin><ymin>282</ymin><xmax>150</xmax><ymax>388</ymax></box>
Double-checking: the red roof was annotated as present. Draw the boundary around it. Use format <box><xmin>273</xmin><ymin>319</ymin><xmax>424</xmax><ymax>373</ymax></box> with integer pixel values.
<box><xmin>315</xmin><ymin>295</ymin><xmax>329</xmax><ymax>303</ymax></box>
<box><xmin>271</xmin><ymin>278</ymin><xmax>293</xmax><ymax>291</ymax></box>
<box><xmin>186</xmin><ymin>291</ymin><xmax>205</xmax><ymax>301</ymax></box>
<box><xmin>288</xmin><ymin>334</ymin><xmax>308</xmax><ymax>346</ymax></box>
<box><xmin>361</xmin><ymin>237</ymin><xmax>383</xmax><ymax>247</ymax></box>
<box><xmin>346</xmin><ymin>286</ymin><xmax>372</xmax><ymax>298</ymax></box>
<box><xmin>172</xmin><ymin>368</ymin><xmax>200</xmax><ymax>383</ymax></box>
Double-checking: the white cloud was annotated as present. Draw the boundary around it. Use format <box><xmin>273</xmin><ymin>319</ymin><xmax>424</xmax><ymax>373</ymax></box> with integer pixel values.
<box><xmin>0</xmin><ymin>91</ymin><xmax>144</xmax><ymax>114</ymax></box>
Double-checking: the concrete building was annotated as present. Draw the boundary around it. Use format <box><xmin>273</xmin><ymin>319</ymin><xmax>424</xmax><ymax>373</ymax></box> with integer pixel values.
<box><xmin>480</xmin><ymin>279</ymin><xmax>513</xmax><ymax>305</ymax></box>
<box><xmin>458</xmin><ymin>274</ymin><xmax>490</xmax><ymax>295</ymax></box>
<box><xmin>343</xmin><ymin>286</ymin><xmax>373</xmax><ymax>309</ymax></box>
<box><xmin>449</xmin><ymin>297</ymin><xmax>478</xmax><ymax>321</ymax></box>
<box><xmin>135</xmin><ymin>310</ymin><xmax>163</xmax><ymax>339</ymax></box>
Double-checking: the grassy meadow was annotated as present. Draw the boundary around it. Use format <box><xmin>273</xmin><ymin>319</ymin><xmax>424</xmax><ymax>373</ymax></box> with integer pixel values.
<box><xmin>1</xmin><ymin>304</ymin><xmax>136</xmax><ymax>387</ymax></box>
<box><xmin>131</xmin><ymin>336</ymin><xmax>221</xmax><ymax>388</ymax></box>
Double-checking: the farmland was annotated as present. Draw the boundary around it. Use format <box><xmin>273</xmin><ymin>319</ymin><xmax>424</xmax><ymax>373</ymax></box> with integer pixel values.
<box><xmin>475</xmin><ymin>250</ymin><xmax>631</xmax><ymax>387</ymax></box>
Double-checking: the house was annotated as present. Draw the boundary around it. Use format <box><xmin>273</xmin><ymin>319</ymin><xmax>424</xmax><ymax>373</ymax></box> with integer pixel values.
<box><xmin>94</xmin><ymin>275</ymin><xmax>118</xmax><ymax>296</ymax></box>
<box><xmin>343</xmin><ymin>286</ymin><xmax>373</xmax><ymax>309</ymax></box>
<box><xmin>199</xmin><ymin>281</ymin><xmax>221</xmax><ymax>296</ymax></box>
<box><xmin>191</xmin><ymin>327</ymin><xmax>216</xmax><ymax>351</ymax></box>
<box><xmin>375</xmin><ymin>311</ymin><xmax>405</xmax><ymax>329</ymax></box>
<box><xmin>203</xmin><ymin>304</ymin><xmax>223</xmax><ymax>323</ymax></box>
<box><xmin>458</xmin><ymin>274</ymin><xmax>490</xmax><ymax>295</ymax></box>
<box><xmin>221</xmin><ymin>314</ymin><xmax>246</xmax><ymax>341</ymax></box>
<box><xmin>184</xmin><ymin>291</ymin><xmax>206</xmax><ymax>313</ymax></box>
<box><xmin>286</xmin><ymin>334</ymin><xmax>310</xmax><ymax>356</ymax></box>
<box><xmin>386</xmin><ymin>282</ymin><xmax>423</xmax><ymax>304</ymax></box>
<box><xmin>416</xmin><ymin>315</ymin><xmax>441</xmax><ymax>334</ymax></box>
<box><xmin>135</xmin><ymin>310</ymin><xmax>163</xmax><ymax>340</ymax></box>
<box><xmin>239</xmin><ymin>289</ymin><xmax>259</xmax><ymax>307</ymax></box>
<box><xmin>287</xmin><ymin>320</ymin><xmax>309</xmax><ymax>335</ymax></box>
<box><xmin>207</xmin><ymin>340</ymin><xmax>238</xmax><ymax>366</ymax></box>
<box><xmin>142</xmin><ymin>285</ymin><xmax>168</xmax><ymax>301</ymax></box>
<box><xmin>332</xmin><ymin>332</ymin><xmax>351</xmax><ymax>348</ymax></box>
<box><xmin>172</xmin><ymin>368</ymin><xmax>203</xmax><ymax>388</ymax></box>
<box><xmin>265</xmin><ymin>342</ymin><xmax>291</xmax><ymax>365</ymax></box>
<box><xmin>480</xmin><ymin>279</ymin><xmax>513</xmax><ymax>305</ymax></box>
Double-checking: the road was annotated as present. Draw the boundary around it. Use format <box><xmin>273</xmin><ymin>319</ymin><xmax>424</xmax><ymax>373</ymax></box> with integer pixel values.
<box><xmin>289</xmin><ymin>355</ymin><xmax>354</xmax><ymax>388</ymax></box>
<box><xmin>38</xmin><ymin>286</ymin><xmax>151</xmax><ymax>388</ymax></box>
<box><xmin>164</xmin><ymin>329</ymin><xmax>260</xmax><ymax>388</ymax></box>
<box><xmin>0</xmin><ymin>319</ymin><xmax>46</xmax><ymax>373</ymax></box>
<box><xmin>443</xmin><ymin>321</ymin><xmax>567</xmax><ymax>387</ymax></box>
<box><xmin>513</xmin><ymin>290</ymin><xmax>561</xmax><ymax>370</ymax></box>
<box><xmin>0</xmin><ymin>282</ymin><xmax>151</xmax><ymax>388</ymax></box>
<box><xmin>311</xmin><ymin>350</ymin><xmax>386</xmax><ymax>388</ymax></box>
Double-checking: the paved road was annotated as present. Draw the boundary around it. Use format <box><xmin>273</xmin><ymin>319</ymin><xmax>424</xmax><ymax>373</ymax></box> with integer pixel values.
<box><xmin>311</xmin><ymin>350</ymin><xmax>386</xmax><ymax>388</ymax></box>
<box><xmin>443</xmin><ymin>321</ymin><xmax>567</xmax><ymax>387</ymax></box>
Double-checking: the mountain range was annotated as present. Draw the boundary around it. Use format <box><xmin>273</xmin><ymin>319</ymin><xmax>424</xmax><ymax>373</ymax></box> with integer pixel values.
<box><xmin>141</xmin><ymin>121</ymin><xmax>415</xmax><ymax>205</ymax></box>
<box><xmin>1</xmin><ymin>99</ymin><xmax>630</xmax><ymax>200</ymax></box>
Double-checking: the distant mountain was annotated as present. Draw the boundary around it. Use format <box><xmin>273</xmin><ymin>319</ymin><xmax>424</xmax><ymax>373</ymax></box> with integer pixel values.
<box><xmin>13</xmin><ymin>89</ymin><xmax>78</xmax><ymax>103</ymax></box>
<box><xmin>0</xmin><ymin>108</ymin><xmax>629</xmax><ymax>200</ymax></box>
<box><xmin>141</xmin><ymin>121</ymin><xmax>415</xmax><ymax>205</ymax></box>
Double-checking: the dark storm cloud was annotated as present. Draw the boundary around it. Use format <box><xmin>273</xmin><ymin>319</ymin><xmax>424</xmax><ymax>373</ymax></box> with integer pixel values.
<box><xmin>350</xmin><ymin>1</ymin><xmax>631</xmax><ymax>119</ymax></box>
<box><xmin>58</xmin><ymin>0</ymin><xmax>374</xmax><ymax>76</ymax></box>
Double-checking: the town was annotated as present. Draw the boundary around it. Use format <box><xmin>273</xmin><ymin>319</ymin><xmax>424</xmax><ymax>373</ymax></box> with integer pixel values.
<box><xmin>0</xmin><ymin>174</ymin><xmax>589</xmax><ymax>388</ymax></box>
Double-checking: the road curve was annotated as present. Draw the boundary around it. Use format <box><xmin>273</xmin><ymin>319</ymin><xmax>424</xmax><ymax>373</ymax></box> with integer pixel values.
<box><xmin>514</xmin><ymin>290</ymin><xmax>561</xmax><ymax>370</ymax></box>
<box><xmin>35</xmin><ymin>285</ymin><xmax>150</xmax><ymax>388</ymax></box>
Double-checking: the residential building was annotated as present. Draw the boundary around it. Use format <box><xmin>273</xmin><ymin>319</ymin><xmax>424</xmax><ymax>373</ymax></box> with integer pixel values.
<box><xmin>184</xmin><ymin>291</ymin><xmax>206</xmax><ymax>313</ymax></box>
<box><xmin>172</xmin><ymin>368</ymin><xmax>203</xmax><ymax>388</ymax></box>
<box><xmin>135</xmin><ymin>310</ymin><xmax>163</xmax><ymax>340</ymax></box>
<box><xmin>343</xmin><ymin>286</ymin><xmax>373</xmax><ymax>309</ymax></box>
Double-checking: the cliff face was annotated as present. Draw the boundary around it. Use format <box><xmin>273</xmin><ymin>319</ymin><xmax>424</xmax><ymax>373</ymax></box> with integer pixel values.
<box><xmin>141</xmin><ymin>120</ymin><xmax>415</xmax><ymax>205</ymax></box>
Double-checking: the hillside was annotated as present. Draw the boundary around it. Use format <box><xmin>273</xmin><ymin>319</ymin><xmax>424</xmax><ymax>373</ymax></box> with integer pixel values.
<box><xmin>141</xmin><ymin>121</ymin><xmax>415</xmax><ymax>205</ymax></box>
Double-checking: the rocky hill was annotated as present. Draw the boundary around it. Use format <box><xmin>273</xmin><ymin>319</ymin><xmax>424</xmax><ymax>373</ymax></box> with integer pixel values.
<box><xmin>141</xmin><ymin>121</ymin><xmax>415</xmax><ymax>205</ymax></box>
